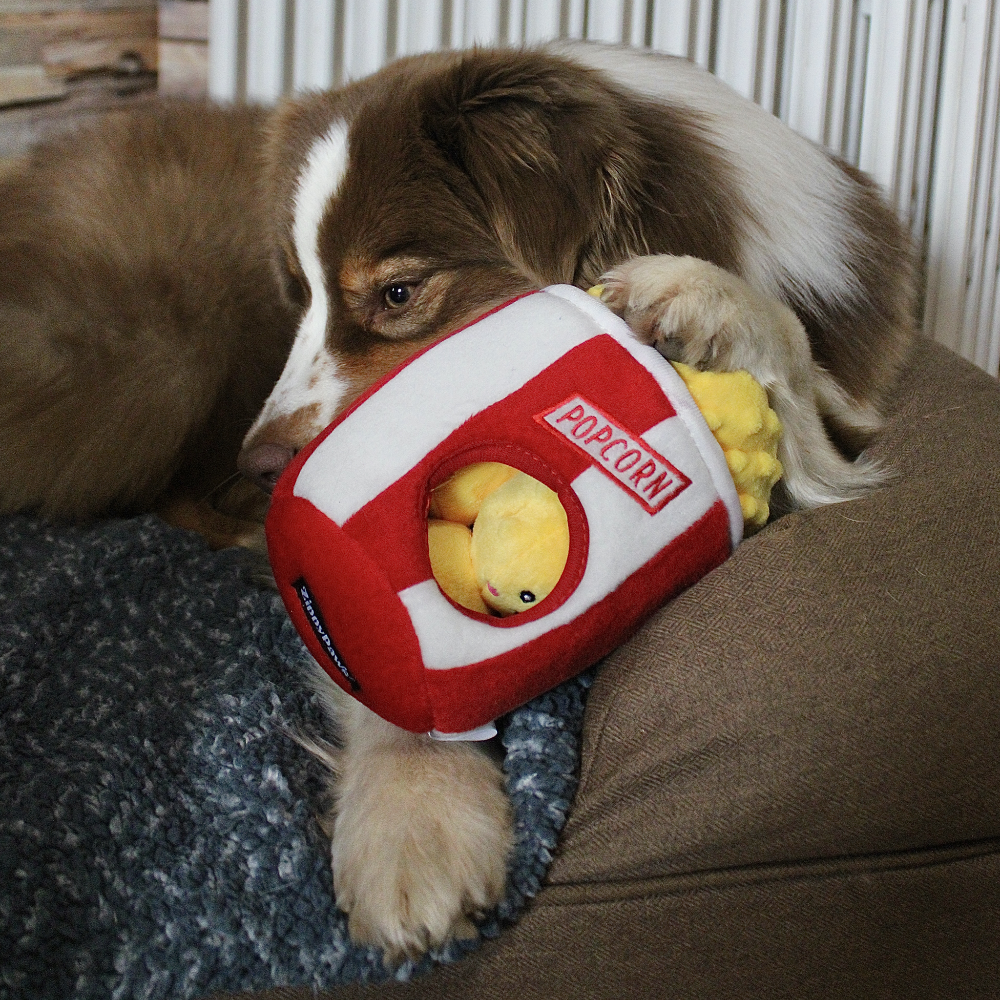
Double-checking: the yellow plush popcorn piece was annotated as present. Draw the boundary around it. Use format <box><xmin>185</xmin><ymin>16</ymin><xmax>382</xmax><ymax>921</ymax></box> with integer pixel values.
<box><xmin>671</xmin><ymin>361</ymin><xmax>783</xmax><ymax>531</ymax></box>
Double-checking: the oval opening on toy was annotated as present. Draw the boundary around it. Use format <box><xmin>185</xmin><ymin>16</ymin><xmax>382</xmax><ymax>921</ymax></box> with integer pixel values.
<box><xmin>427</xmin><ymin>462</ymin><xmax>570</xmax><ymax>618</ymax></box>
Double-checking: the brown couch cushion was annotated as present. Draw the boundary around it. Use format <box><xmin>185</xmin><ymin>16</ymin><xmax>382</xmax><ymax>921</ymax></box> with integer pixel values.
<box><xmin>222</xmin><ymin>339</ymin><xmax>1000</xmax><ymax>1000</ymax></box>
<box><xmin>556</xmin><ymin>339</ymin><xmax>1000</xmax><ymax>886</ymax></box>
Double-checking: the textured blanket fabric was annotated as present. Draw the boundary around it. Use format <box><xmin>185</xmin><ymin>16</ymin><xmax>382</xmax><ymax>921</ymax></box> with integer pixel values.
<box><xmin>0</xmin><ymin>515</ymin><xmax>590</xmax><ymax>1000</ymax></box>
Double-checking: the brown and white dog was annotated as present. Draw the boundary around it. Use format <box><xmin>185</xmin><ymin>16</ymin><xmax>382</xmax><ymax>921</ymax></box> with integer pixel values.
<box><xmin>0</xmin><ymin>43</ymin><xmax>915</xmax><ymax>959</ymax></box>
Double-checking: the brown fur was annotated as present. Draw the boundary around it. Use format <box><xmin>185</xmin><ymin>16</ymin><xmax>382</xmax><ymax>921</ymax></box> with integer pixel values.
<box><xmin>0</xmin><ymin>103</ymin><xmax>295</xmax><ymax>525</ymax></box>
<box><xmin>0</xmin><ymin>51</ymin><xmax>916</xmax><ymax>527</ymax></box>
<box><xmin>0</xmin><ymin>48</ymin><xmax>917</xmax><ymax>528</ymax></box>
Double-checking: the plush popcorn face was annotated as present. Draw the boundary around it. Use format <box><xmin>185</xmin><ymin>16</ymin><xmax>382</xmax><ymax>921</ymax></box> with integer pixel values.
<box><xmin>470</xmin><ymin>472</ymin><xmax>568</xmax><ymax>615</ymax></box>
<box><xmin>427</xmin><ymin>464</ymin><xmax>570</xmax><ymax>617</ymax></box>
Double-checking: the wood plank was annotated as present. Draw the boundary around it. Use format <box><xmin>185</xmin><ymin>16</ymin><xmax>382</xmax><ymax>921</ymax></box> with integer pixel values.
<box><xmin>1</xmin><ymin>2</ymin><xmax>153</xmax><ymax>12</ymax></box>
<box><xmin>0</xmin><ymin>28</ymin><xmax>38</xmax><ymax>68</ymax></box>
<box><xmin>41</xmin><ymin>36</ymin><xmax>158</xmax><ymax>75</ymax></box>
<box><xmin>0</xmin><ymin>64</ymin><xmax>68</xmax><ymax>107</ymax></box>
<box><xmin>0</xmin><ymin>10</ymin><xmax>157</xmax><ymax>44</ymax></box>
<box><xmin>0</xmin><ymin>8</ymin><xmax>158</xmax><ymax>76</ymax></box>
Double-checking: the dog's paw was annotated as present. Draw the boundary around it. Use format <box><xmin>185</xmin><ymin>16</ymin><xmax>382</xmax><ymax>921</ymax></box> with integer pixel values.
<box><xmin>598</xmin><ymin>254</ymin><xmax>764</xmax><ymax>372</ymax></box>
<box><xmin>330</xmin><ymin>738</ymin><xmax>512</xmax><ymax>964</ymax></box>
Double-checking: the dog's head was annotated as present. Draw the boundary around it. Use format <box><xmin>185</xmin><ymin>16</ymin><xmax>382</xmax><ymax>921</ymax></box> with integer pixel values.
<box><xmin>238</xmin><ymin>49</ymin><xmax>652</xmax><ymax>491</ymax></box>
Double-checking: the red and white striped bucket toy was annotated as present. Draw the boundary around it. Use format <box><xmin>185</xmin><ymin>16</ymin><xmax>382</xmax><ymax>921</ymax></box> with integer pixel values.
<box><xmin>266</xmin><ymin>285</ymin><xmax>742</xmax><ymax>738</ymax></box>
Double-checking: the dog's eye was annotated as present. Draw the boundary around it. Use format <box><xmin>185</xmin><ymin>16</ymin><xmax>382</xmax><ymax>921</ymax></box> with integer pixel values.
<box><xmin>383</xmin><ymin>283</ymin><xmax>414</xmax><ymax>308</ymax></box>
<box><xmin>519</xmin><ymin>590</ymin><xmax>536</xmax><ymax>604</ymax></box>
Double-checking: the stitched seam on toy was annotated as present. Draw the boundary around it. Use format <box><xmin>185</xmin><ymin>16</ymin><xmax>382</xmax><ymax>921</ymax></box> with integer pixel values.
<box><xmin>292</xmin><ymin>576</ymin><xmax>361</xmax><ymax>691</ymax></box>
<box><xmin>535</xmin><ymin>395</ymin><xmax>691</xmax><ymax>514</ymax></box>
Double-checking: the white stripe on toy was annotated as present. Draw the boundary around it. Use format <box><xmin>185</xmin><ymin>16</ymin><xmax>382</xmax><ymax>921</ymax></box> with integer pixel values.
<box><xmin>294</xmin><ymin>290</ymin><xmax>601</xmax><ymax>526</ymax></box>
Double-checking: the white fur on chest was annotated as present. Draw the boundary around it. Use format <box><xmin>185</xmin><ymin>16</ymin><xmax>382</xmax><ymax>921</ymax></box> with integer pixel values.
<box><xmin>247</xmin><ymin>121</ymin><xmax>351</xmax><ymax>442</ymax></box>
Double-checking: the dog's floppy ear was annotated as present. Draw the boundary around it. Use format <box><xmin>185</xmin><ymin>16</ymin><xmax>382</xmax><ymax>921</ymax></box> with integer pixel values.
<box><xmin>421</xmin><ymin>52</ymin><xmax>646</xmax><ymax>285</ymax></box>
<box><xmin>422</xmin><ymin>56</ymin><xmax>580</xmax><ymax>175</ymax></box>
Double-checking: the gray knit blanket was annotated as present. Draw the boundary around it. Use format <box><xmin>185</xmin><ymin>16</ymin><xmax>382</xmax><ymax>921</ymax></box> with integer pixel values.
<box><xmin>0</xmin><ymin>515</ymin><xmax>590</xmax><ymax>1000</ymax></box>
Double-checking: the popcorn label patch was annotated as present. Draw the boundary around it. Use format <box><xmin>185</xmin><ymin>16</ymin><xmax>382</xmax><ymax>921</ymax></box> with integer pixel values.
<box><xmin>536</xmin><ymin>395</ymin><xmax>691</xmax><ymax>514</ymax></box>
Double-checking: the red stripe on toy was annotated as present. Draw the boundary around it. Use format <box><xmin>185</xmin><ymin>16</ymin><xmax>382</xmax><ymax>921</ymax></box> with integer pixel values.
<box><xmin>267</xmin><ymin>494</ymin><xmax>435</xmax><ymax>732</ymax></box>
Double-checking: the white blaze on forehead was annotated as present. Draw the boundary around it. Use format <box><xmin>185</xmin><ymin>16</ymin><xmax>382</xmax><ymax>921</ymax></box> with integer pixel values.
<box><xmin>246</xmin><ymin>120</ymin><xmax>352</xmax><ymax>445</ymax></box>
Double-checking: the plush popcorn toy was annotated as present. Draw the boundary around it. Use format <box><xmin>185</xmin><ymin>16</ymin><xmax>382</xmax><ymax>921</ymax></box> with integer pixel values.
<box><xmin>266</xmin><ymin>285</ymin><xmax>768</xmax><ymax>739</ymax></box>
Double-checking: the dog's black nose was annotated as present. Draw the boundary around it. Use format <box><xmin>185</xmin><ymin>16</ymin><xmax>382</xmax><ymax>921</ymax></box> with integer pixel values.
<box><xmin>238</xmin><ymin>443</ymin><xmax>295</xmax><ymax>494</ymax></box>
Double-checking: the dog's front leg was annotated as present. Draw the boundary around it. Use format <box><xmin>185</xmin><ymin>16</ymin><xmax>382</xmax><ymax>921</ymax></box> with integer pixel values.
<box><xmin>314</xmin><ymin>681</ymin><xmax>512</xmax><ymax>962</ymax></box>
<box><xmin>597</xmin><ymin>254</ymin><xmax>886</xmax><ymax>509</ymax></box>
